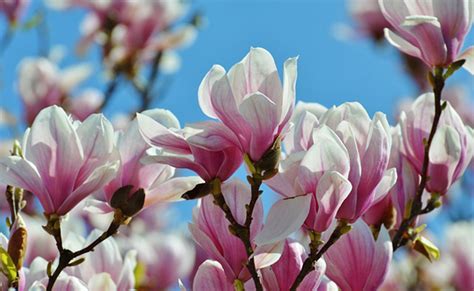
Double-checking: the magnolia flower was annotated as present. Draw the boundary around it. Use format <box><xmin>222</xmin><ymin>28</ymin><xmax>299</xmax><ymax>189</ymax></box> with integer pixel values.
<box><xmin>0</xmin><ymin>106</ymin><xmax>119</xmax><ymax>215</ymax></box>
<box><xmin>261</xmin><ymin>239</ymin><xmax>326</xmax><ymax>290</ymax></box>
<box><xmin>123</xmin><ymin>232</ymin><xmax>195</xmax><ymax>290</ymax></box>
<box><xmin>137</xmin><ymin>112</ymin><xmax>242</xmax><ymax>182</ymax></box>
<box><xmin>319</xmin><ymin>102</ymin><xmax>396</xmax><ymax>222</ymax></box>
<box><xmin>379</xmin><ymin>0</ymin><xmax>474</xmax><ymax>73</ymax></box>
<box><xmin>193</xmin><ymin>260</ymin><xmax>237</xmax><ymax>291</ymax></box>
<box><xmin>102</xmin><ymin>109</ymin><xmax>201</xmax><ymax>209</ymax></box>
<box><xmin>324</xmin><ymin>220</ymin><xmax>393</xmax><ymax>291</ymax></box>
<box><xmin>17</xmin><ymin>58</ymin><xmax>96</xmax><ymax>124</ymax></box>
<box><xmin>348</xmin><ymin>0</ymin><xmax>392</xmax><ymax>41</ymax></box>
<box><xmin>446</xmin><ymin>222</ymin><xmax>474</xmax><ymax>290</ymax></box>
<box><xmin>364</xmin><ymin>126</ymin><xmax>418</xmax><ymax>227</ymax></box>
<box><xmin>24</xmin><ymin>230</ymin><xmax>136</xmax><ymax>290</ymax></box>
<box><xmin>260</xmin><ymin>125</ymin><xmax>352</xmax><ymax>244</ymax></box>
<box><xmin>189</xmin><ymin>180</ymin><xmax>263</xmax><ymax>283</ymax></box>
<box><xmin>400</xmin><ymin>93</ymin><xmax>474</xmax><ymax>194</ymax></box>
<box><xmin>0</xmin><ymin>0</ymin><xmax>29</xmax><ymax>24</ymax></box>
<box><xmin>48</xmin><ymin>0</ymin><xmax>195</xmax><ymax>73</ymax></box>
<box><xmin>199</xmin><ymin>47</ymin><xmax>297</xmax><ymax>162</ymax></box>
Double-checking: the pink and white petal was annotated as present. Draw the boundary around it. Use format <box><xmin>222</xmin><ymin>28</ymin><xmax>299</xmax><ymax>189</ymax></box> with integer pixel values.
<box><xmin>185</xmin><ymin>121</ymin><xmax>242</xmax><ymax>151</ymax></box>
<box><xmin>253</xmin><ymin>240</ymin><xmax>285</xmax><ymax>269</ymax></box>
<box><xmin>384</xmin><ymin>28</ymin><xmax>422</xmax><ymax>59</ymax></box>
<box><xmin>83</xmin><ymin>199</ymin><xmax>113</xmax><ymax>214</ymax></box>
<box><xmin>116</xmin><ymin>250</ymin><xmax>137</xmax><ymax>291</ymax></box>
<box><xmin>254</xmin><ymin>195</ymin><xmax>312</xmax><ymax>246</ymax></box>
<box><xmin>401</xmin><ymin>16</ymin><xmax>447</xmax><ymax>66</ymax></box>
<box><xmin>0</xmin><ymin>156</ymin><xmax>53</xmax><ymax>212</ymax></box>
<box><xmin>25</xmin><ymin>106</ymin><xmax>83</xmax><ymax>208</ymax></box>
<box><xmin>365</xmin><ymin>226</ymin><xmax>393</xmax><ymax>290</ymax></box>
<box><xmin>378</xmin><ymin>0</ymin><xmax>412</xmax><ymax>27</ymax></box>
<box><xmin>458</xmin><ymin>46</ymin><xmax>474</xmax><ymax>75</ymax></box>
<box><xmin>57</xmin><ymin>161</ymin><xmax>119</xmax><ymax>215</ymax></box>
<box><xmin>238</xmin><ymin>92</ymin><xmax>278</xmax><ymax>160</ymax></box>
<box><xmin>136</xmin><ymin>113</ymin><xmax>191</xmax><ymax>154</ymax></box>
<box><xmin>143</xmin><ymin>152</ymin><xmax>209</xmax><ymax>180</ymax></box>
<box><xmin>242</xmin><ymin>47</ymin><xmax>282</xmax><ymax>102</ymax></box>
<box><xmin>193</xmin><ymin>260</ymin><xmax>234</xmax><ymax>291</ymax></box>
<box><xmin>145</xmin><ymin>176</ymin><xmax>203</xmax><ymax>205</ymax></box>
<box><xmin>87</xmin><ymin>273</ymin><xmax>117</xmax><ymax>291</ymax></box>
<box><xmin>314</xmin><ymin>172</ymin><xmax>352</xmax><ymax>232</ymax></box>
<box><xmin>198</xmin><ymin>65</ymin><xmax>226</xmax><ymax>119</ymax></box>
<box><xmin>280</xmin><ymin>56</ymin><xmax>298</xmax><ymax>129</ymax></box>
<box><xmin>371</xmin><ymin>168</ymin><xmax>397</xmax><ymax>205</ymax></box>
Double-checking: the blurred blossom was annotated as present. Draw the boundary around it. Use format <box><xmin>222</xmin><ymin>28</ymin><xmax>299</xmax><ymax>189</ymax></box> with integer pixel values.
<box><xmin>24</xmin><ymin>230</ymin><xmax>136</xmax><ymax>290</ymax></box>
<box><xmin>138</xmin><ymin>112</ymin><xmax>242</xmax><ymax>182</ymax></box>
<box><xmin>347</xmin><ymin>0</ymin><xmax>391</xmax><ymax>41</ymax></box>
<box><xmin>198</xmin><ymin>47</ymin><xmax>297</xmax><ymax>162</ymax></box>
<box><xmin>0</xmin><ymin>106</ymin><xmax>119</xmax><ymax>215</ymax></box>
<box><xmin>442</xmin><ymin>86</ymin><xmax>474</xmax><ymax>128</ymax></box>
<box><xmin>0</xmin><ymin>0</ymin><xmax>29</xmax><ymax>24</ymax></box>
<box><xmin>379</xmin><ymin>0</ymin><xmax>474</xmax><ymax>73</ymax></box>
<box><xmin>324</xmin><ymin>220</ymin><xmax>393</xmax><ymax>291</ymax></box>
<box><xmin>319</xmin><ymin>102</ymin><xmax>396</xmax><ymax>222</ymax></box>
<box><xmin>446</xmin><ymin>221</ymin><xmax>474</xmax><ymax>290</ymax></box>
<box><xmin>17</xmin><ymin>57</ymin><xmax>99</xmax><ymax>124</ymax></box>
<box><xmin>189</xmin><ymin>180</ymin><xmax>263</xmax><ymax>283</ymax></box>
<box><xmin>48</xmin><ymin>0</ymin><xmax>196</xmax><ymax>76</ymax></box>
<box><xmin>122</xmin><ymin>232</ymin><xmax>195</xmax><ymax>290</ymax></box>
<box><xmin>400</xmin><ymin>93</ymin><xmax>474</xmax><ymax>194</ymax></box>
<box><xmin>260</xmin><ymin>239</ymin><xmax>326</xmax><ymax>290</ymax></box>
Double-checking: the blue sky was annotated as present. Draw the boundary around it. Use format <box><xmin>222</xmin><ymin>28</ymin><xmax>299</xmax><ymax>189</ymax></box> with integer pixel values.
<box><xmin>0</xmin><ymin>0</ymin><xmax>473</xmax><ymax>224</ymax></box>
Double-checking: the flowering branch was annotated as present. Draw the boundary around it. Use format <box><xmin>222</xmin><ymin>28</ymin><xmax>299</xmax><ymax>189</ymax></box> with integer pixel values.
<box><xmin>98</xmin><ymin>74</ymin><xmax>120</xmax><ymax>112</ymax></box>
<box><xmin>290</xmin><ymin>220</ymin><xmax>351</xmax><ymax>291</ymax></box>
<box><xmin>44</xmin><ymin>210</ymin><xmax>128</xmax><ymax>291</ymax></box>
<box><xmin>209</xmin><ymin>178</ymin><xmax>264</xmax><ymax>291</ymax></box>
<box><xmin>132</xmin><ymin>50</ymin><xmax>164</xmax><ymax>112</ymax></box>
<box><xmin>391</xmin><ymin>67</ymin><xmax>446</xmax><ymax>251</ymax></box>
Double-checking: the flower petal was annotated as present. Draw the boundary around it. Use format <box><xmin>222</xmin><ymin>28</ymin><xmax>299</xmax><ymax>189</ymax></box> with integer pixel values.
<box><xmin>254</xmin><ymin>195</ymin><xmax>312</xmax><ymax>246</ymax></box>
<box><xmin>193</xmin><ymin>260</ymin><xmax>233</xmax><ymax>291</ymax></box>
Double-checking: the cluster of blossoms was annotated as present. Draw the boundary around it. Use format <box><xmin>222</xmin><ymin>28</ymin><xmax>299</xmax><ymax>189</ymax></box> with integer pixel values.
<box><xmin>0</xmin><ymin>0</ymin><xmax>472</xmax><ymax>290</ymax></box>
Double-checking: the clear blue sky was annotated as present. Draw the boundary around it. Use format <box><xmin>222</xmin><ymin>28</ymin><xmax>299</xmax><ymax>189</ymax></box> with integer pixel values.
<box><xmin>1</xmin><ymin>0</ymin><xmax>473</xmax><ymax>224</ymax></box>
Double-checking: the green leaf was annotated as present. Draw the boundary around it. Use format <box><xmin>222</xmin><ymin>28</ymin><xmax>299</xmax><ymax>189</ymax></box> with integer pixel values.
<box><xmin>0</xmin><ymin>247</ymin><xmax>17</xmax><ymax>282</ymax></box>
<box><xmin>413</xmin><ymin>236</ymin><xmax>440</xmax><ymax>262</ymax></box>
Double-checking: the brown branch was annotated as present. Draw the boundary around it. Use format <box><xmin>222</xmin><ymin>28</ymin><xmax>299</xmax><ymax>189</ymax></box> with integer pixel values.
<box><xmin>290</xmin><ymin>221</ymin><xmax>350</xmax><ymax>291</ymax></box>
<box><xmin>210</xmin><ymin>178</ymin><xmax>263</xmax><ymax>291</ymax></box>
<box><xmin>45</xmin><ymin>210</ymin><xmax>125</xmax><ymax>291</ymax></box>
<box><xmin>391</xmin><ymin>67</ymin><xmax>445</xmax><ymax>251</ymax></box>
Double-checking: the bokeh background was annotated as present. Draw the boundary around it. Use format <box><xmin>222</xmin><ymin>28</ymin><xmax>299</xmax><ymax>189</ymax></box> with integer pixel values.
<box><xmin>0</xmin><ymin>0</ymin><xmax>473</xmax><ymax>227</ymax></box>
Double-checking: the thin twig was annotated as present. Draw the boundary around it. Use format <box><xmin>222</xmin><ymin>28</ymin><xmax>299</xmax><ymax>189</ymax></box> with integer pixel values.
<box><xmin>391</xmin><ymin>68</ymin><xmax>445</xmax><ymax>251</ymax></box>
<box><xmin>46</xmin><ymin>212</ymin><xmax>124</xmax><ymax>290</ymax></box>
<box><xmin>98</xmin><ymin>75</ymin><xmax>120</xmax><ymax>112</ymax></box>
<box><xmin>211</xmin><ymin>178</ymin><xmax>264</xmax><ymax>291</ymax></box>
<box><xmin>290</xmin><ymin>221</ymin><xmax>350</xmax><ymax>291</ymax></box>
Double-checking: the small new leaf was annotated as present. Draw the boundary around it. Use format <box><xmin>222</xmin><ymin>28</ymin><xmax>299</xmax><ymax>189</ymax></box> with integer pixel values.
<box><xmin>444</xmin><ymin>59</ymin><xmax>466</xmax><ymax>80</ymax></box>
<box><xmin>0</xmin><ymin>247</ymin><xmax>17</xmax><ymax>282</ymax></box>
<box><xmin>413</xmin><ymin>236</ymin><xmax>440</xmax><ymax>262</ymax></box>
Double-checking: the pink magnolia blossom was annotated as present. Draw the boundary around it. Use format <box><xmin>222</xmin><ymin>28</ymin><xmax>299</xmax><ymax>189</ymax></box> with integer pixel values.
<box><xmin>348</xmin><ymin>0</ymin><xmax>392</xmax><ymax>41</ymax></box>
<box><xmin>199</xmin><ymin>47</ymin><xmax>297</xmax><ymax>162</ymax></box>
<box><xmin>120</xmin><ymin>232</ymin><xmax>195</xmax><ymax>290</ymax></box>
<box><xmin>319</xmin><ymin>102</ymin><xmax>397</xmax><ymax>222</ymax></box>
<box><xmin>261</xmin><ymin>239</ymin><xmax>326</xmax><ymax>291</ymax></box>
<box><xmin>379</xmin><ymin>0</ymin><xmax>474</xmax><ymax>73</ymax></box>
<box><xmin>0</xmin><ymin>0</ymin><xmax>29</xmax><ymax>24</ymax></box>
<box><xmin>446</xmin><ymin>222</ymin><xmax>474</xmax><ymax>290</ymax></box>
<box><xmin>137</xmin><ymin>112</ymin><xmax>242</xmax><ymax>182</ymax></box>
<box><xmin>0</xmin><ymin>106</ymin><xmax>119</xmax><ymax>215</ymax></box>
<box><xmin>193</xmin><ymin>260</ymin><xmax>234</xmax><ymax>291</ymax></box>
<box><xmin>324</xmin><ymin>220</ymin><xmax>393</xmax><ymax>291</ymax></box>
<box><xmin>189</xmin><ymin>180</ymin><xmax>263</xmax><ymax>283</ymax></box>
<box><xmin>17</xmin><ymin>58</ymin><xmax>97</xmax><ymax>124</ymax></box>
<box><xmin>103</xmin><ymin>109</ymin><xmax>201</xmax><ymax>208</ymax></box>
<box><xmin>400</xmin><ymin>93</ymin><xmax>474</xmax><ymax>194</ymax></box>
<box><xmin>261</xmin><ymin>125</ymin><xmax>352</xmax><ymax>242</ymax></box>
